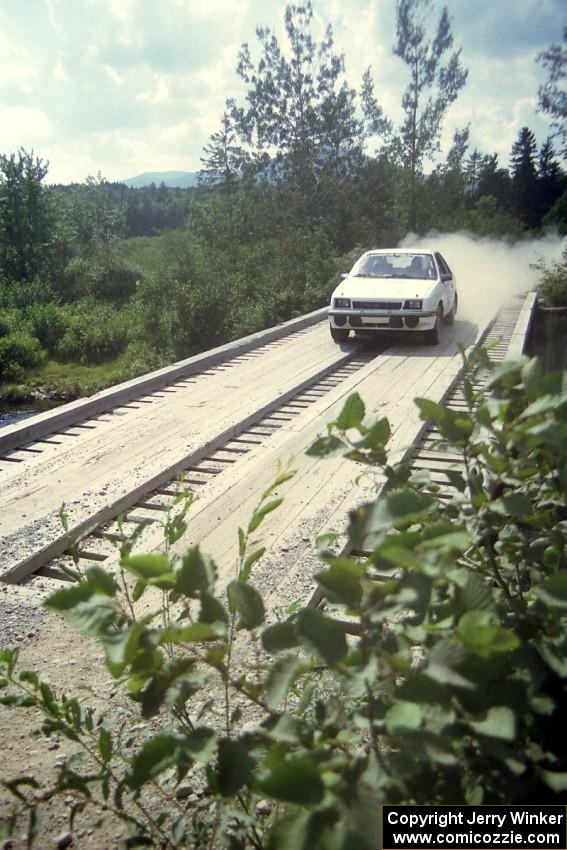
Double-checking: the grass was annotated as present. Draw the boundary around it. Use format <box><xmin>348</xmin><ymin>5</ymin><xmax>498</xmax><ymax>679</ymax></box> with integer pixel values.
<box><xmin>2</xmin><ymin>358</ymin><xmax>124</xmax><ymax>401</ymax></box>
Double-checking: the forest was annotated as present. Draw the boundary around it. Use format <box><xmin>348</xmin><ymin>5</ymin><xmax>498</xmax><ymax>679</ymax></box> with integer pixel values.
<box><xmin>0</xmin><ymin>1</ymin><xmax>565</xmax><ymax>398</ymax></box>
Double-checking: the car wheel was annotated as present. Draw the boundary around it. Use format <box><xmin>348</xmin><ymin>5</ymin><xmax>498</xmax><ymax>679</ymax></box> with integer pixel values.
<box><xmin>425</xmin><ymin>305</ymin><xmax>443</xmax><ymax>345</ymax></box>
<box><xmin>330</xmin><ymin>325</ymin><xmax>350</xmax><ymax>343</ymax></box>
<box><xmin>443</xmin><ymin>292</ymin><xmax>458</xmax><ymax>325</ymax></box>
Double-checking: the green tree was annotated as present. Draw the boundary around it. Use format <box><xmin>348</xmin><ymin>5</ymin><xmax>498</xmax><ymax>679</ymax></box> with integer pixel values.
<box><xmin>465</xmin><ymin>148</ymin><xmax>484</xmax><ymax>199</ymax></box>
<box><xmin>537</xmin><ymin>27</ymin><xmax>567</xmax><ymax>157</ymax></box>
<box><xmin>233</xmin><ymin>1</ymin><xmax>364</xmax><ymax>211</ymax></box>
<box><xmin>390</xmin><ymin>0</ymin><xmax>468</xmax><ymax>230</ymax></box>
<box><xmin>199</xmin><ymin>110</ymin><xmax>248</xmax><ymax>193</ymax></box>
<box><xmin>0</xmin><ymin>149</ymin><xmax>57</xmax><ymax>284</ymax></box>
<box><xmin>536</xmin><ymin>137</ymin><xmax>566</xmax><ymax>224</ymax></box>
<box><xmin>510</xmin><ymin>126</ymin><xmax>539</xmax><ymax>228</ymax></box>
<box><xmin>476</xmin><ymin>153</ymin><xmax>513</xmax><ymax>211</ymax></box>
<box><xmin>426</xmin><ymin>126</ymin><xmax>469</xmax><ymax>229</ymax></box>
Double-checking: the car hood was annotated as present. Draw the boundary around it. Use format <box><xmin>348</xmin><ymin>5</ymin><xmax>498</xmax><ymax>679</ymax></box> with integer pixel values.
<box><xmin>332</xmin><ymin>276</ymin><xmax>436</xmax><ymax>301</ymax></box>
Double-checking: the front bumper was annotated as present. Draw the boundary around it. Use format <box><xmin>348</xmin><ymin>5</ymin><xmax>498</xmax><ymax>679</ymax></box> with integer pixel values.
<box><xmin>328</xmin><ymin>308</ymin><xmax>436</xmax><ymax>331</ymax></box>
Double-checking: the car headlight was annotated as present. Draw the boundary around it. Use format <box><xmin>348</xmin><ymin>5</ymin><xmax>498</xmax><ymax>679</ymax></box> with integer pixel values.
<box><xmin>334</xmin><ymin>297</ymin><xmax>351</xmax><ymax>308</ymax></box>
<box><xmin>404</xmin><ymin>299</ymin><xmax>423</xmax><ymax>310</ymax></box>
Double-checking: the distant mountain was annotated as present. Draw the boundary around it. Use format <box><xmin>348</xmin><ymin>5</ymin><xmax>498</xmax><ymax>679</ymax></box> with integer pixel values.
<box><xmin>121</xmin><ymin>170</ymin><xmax>199</xmax><ymax>188</ymax></box>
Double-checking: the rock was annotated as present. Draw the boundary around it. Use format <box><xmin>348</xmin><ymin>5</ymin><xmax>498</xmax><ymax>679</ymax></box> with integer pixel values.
<box><xmin>54</xmin><ymin>833</ymin><xmax>72</xmax><ymax>849</ymax></box>
<box><xmin>256</xmin><ymin>799</ymin><xmax>272</xmax><ymax>816</ymax></box>
<box><xmin>175</xmin><ymin>783</ymin><xmax>194</xmax><ymax>800</ymax></box>
<box><xmin>47</xmin><ymin>735</ymin><xmax>60</xmax><ymax>751</ymax></box>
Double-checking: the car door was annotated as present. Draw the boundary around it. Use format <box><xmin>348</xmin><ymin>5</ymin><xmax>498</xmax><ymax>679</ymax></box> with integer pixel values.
<box><xmin>435</xmin><ymin>253</ymin><xmax>455</xmax><ymax>314</ymax></box>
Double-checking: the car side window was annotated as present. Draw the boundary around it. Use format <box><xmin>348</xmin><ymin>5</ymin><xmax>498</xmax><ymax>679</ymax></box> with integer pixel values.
<box><xmin>435</xmin><ymin>253</ymin><xmax>452</xmax><ymax>277</ymax></box>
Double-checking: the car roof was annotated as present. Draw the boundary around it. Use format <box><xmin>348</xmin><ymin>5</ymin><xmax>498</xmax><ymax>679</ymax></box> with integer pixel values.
<box><xmin>366</xmin><ymin>248</ymin><xmax>435</xmax><ymax>255</ymax></box>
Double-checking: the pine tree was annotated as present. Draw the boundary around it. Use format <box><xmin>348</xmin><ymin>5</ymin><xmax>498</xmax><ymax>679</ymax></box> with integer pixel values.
<box><xmin>465</xmin><ymin>149</ymin><xmax>484</xmax><ymax>198</ymax></box>
<box><xmin>510</xmin><ymin>127</ymin><xmax>538</xmax><ymax>228</ymax></box>
<box><xmin>536</xmin><ymin>137</ymin><xmax>565</xmax><ymax>223</ymax></box>
<box><xmin>199</xmin><ymin>111</ymin><xmax>247</xmax><ymax>193</ymax></box>
<box><xmin>0</xmin><ymin>149</ymin><xmax>55</xmax><ymax>283</ymax></box>
<box><xmin>539</xmin><ymin>137</ymin><xmax>561</xmax><ymax>180</ymax></box>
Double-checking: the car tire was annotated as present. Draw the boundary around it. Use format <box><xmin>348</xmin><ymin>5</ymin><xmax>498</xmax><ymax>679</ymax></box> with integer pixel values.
<box><xmin>443</xmin><ymin>292</ymin><xmax>458</xmax><ymax>325</ymax></box>
<box><xmin>425</xmin><ymin>305</ymin><xmax>443</xmax><ymax>345</ymax></box>
<box><xmin>330</xmin><ymin>325</ymin><xmax>350</xmax><ymax>343</ymax></box>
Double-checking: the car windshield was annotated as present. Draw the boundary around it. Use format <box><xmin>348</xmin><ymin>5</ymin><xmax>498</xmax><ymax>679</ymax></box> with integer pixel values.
<box><xmin>351</xmin><ymin>252</ymin><xmax>436</xmax><ymax>280</ymax></box>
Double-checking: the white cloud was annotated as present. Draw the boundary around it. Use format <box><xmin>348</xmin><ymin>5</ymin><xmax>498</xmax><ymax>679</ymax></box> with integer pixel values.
<box><xmin>53</xmin><ymin>56</ymin><xmax>69</xmax><ymax>81</ymax></box>
<box><xmin>0</xmin><ymin>106</ymin><xmax>52</xmax><ymax>148</ymax></box>
<box><xmin>103</xmin><ymin>63</ymin><xmax>125</xmax><ymax>87</ymax></box>
<box><xmin>137</xmin><ymin>74</ymin><xmax>169</xmax><ymax>103</ymax></box>
<box><xmin>0</xmin><ymin>0</ymin><xmax>562</xmax><ymax>183</ymax></box>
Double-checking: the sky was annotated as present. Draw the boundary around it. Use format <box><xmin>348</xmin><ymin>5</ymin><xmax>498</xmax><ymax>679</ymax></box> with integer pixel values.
<box><xmin>0</xmin><ymin>0</ymin><xmax>564</xmax><ymax>185</ymax></box>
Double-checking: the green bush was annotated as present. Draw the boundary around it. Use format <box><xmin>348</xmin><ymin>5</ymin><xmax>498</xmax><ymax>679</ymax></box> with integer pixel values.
<box><xmin>2</xmin><ymin>349</ymin><xmax>567</xmax><ymax>848</ymax></box>
<box><xmin>88</xmin><ymin>261</ymin><xmax>141</xmax><ymax>302</ymax></box>
<box><xmin>26</xmin><ymin>302</ymin><xmax>68</xmax><ymax>355</ymax></box>
<box><xmin>0</xmin><ymin>309</ymin><xmax>22</xmax><ymax>338</ymax></box>
<box><xmin>534</xmin><ymin>243</ymin><xmax>567</xmax><ymax>307</ymax></box>
<box><xmin>55</xmin><ymin>300</ymin><xmax>130</xmax><ymax>364</ymax></box>
<box><xmin>0</xmin><ymin>333</ymin><xmax>45</xmax><ymax>382</ymax></box>
<box><xmin>110</xmin><ymin>340</ymin><xmax>173</xmax><ymax>382</ymax></box>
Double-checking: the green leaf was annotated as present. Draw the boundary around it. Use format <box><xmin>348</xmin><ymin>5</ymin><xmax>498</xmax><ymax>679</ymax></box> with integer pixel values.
<box><xmin>45</xmin><ymin>585</ymin><xmax>116</xmax><ymax>635</ymax></box>
<box><xmin>139</xmin><ymin>657</ymin><xmax>200</xmax><ymax>718</ymax></box>
<box><xmin>128</xmin><ymin>734</ymin><xmax>183</xmax><ymax>790</ymax></box>
<box><xmin>495</xmin><ymin>492</ymin><xmax>534</xmax><ymax>517</ymax></box>
<box><xmin>306</xmin><ymin>435</ymin><xmax>347</xmax><ymax>457</ymax></box>
<box><xmin>421</xmin><ymin>530</ymin><xmax>473</xmax><ymax>556</ymax></box>
<box><xmin>199</xmin><ymin>592</ymin><xmax>228</xmax><ymax>625</ymax></box>
<box><xmin>262</xmin><ymin>621</ymin><xmax>299</xmax><ymax>653</ymax></box>
<box><xmin>240</xmin><ymin>547</ymin><xmax>265</xmax><ymax>582</ymax></box>
<box><xmin>121</xmin><ymin>554</ymin><xmax>172</xmax><ymax>580</ymax></box>
<box><xmin>358</xmin><ymin>416</ymin><xmax>390</xmax><ymax>449</ymax></box>
<box><xmin>160</xmin><ymin>623</ymin><xmax>226</xmax><ymax>644</ymax></box>
<box><xmin>227</xmin><ymin>581</ymin><xmax>265</xmax><ymax>630</ymax></box>
<box><xmin>385</xmin><ymin>702</ymin><xmax>422</xmax><ymax>734</ymax></box>
<box><xmin>248</xmin><ymin>498</ymin><xmax>283</xmax><ymax>533</ymax></box>
<box><xmin>336</xmin><ymin>393</ymin><xmax>365</xmax><ymax>430</ymax></box>
<box><xmin>377</xmin><ymin>545</ymin><xmax>422</xmax><ymax>570</ymax></box>
<box><xmin>102</xmin><ymin>620</ymin><xmax>151</xmax><ymax>677</ymax></box>
<box><xmin>364</xmin><ymin>488</ymin><xmax>438</xmax><ymax>535</ymax></box>
<box><xmin>316</xmin><ymin>559</ymin><xmax>363</xmax><ymax>609</ymax></box>
<box><xmin>520</xmin><ymin>391</ymin><xmax>567</xmax><ymax>419</ymax></box>
<box><xmin>256</xmin><ymin>753</ymin><xmax>324</xmax><ymax>804</ymax></box>
<box><xmin>415</xmin><ymin>398</ymin><xmax>474</xmax><ymax>442</ymax></box>
<box><xmin>84</xmin><ymin>566</ymin><xmax>117</xmax><ymax>596</ymax></box>
<box><xmin>537</xmin><ymin>572</ymin><xmax>567</xmax><ymax>609</ymax></box>
<box><xmin>132</xmin><ymin>578</ymin><xmax>146</xmax><ymax>602</ymax></box>
<box><xmin>297</xmin><ymin>608</ymin><xmax>347</xmax><ymax>667</ymax></box>
<box><xmin>216</xmin><ymin>739</ymin><xmax>255</xmax><ymax>797</ymax></box>
<box><xmin>268</xmin><ymin>812</ymin><xmax>328</xmax><ymax>850</ymax></box>
<box><xmin>184</xmin><ymin>728</ymin><xmax>217</xmax><ymax>764</ymax></box>
<box><xmin>176</xmin><ymin>548</ymin><xmax>217</xmax><ymax>597</ymax></box>
<box><xmin>238</xmin><ymin>527</ymin><xmax>246</xmax><ymax>558</ymax></box>
<box><xmin>468</xmin><ymin>706</ymin><xmax>516</xmax><ymax>740</ymax></box>
<box><xmin>99</xmin><ymin>726</ymin><xmax>112</xmax><ymax>764</ymax></box>
<box><xmin>265</xmin><ymin>654</ymin><xmax>304</xmax><ymax>710</ymax></box>
<box><xmin>458</xmin><ymin>611</ymin><xmax>520</xmax><ymax>658</ymax></box>
<box><xmin>460</xmin><ymin>574</ymin><xmax>493</xmax><ymax>612</ymax></box>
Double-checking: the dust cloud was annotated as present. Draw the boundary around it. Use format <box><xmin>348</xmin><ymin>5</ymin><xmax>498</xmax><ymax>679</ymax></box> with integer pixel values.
<box><xmin>399</xmin><ymin>231</ymin><xmax>565</xmax><ymax>322</ymax></box>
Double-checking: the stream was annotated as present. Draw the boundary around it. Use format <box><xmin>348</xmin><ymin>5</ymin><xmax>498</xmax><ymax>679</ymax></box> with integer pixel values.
<box><xmin>0</xmin><ymin>399</ymin><xmax>60</xmax><ymax>430</ymax></box>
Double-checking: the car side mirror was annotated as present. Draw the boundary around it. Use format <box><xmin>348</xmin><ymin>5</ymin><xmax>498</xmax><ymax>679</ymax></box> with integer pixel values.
<box><xmin>340</xmin><ymin>272</ymin><xmax>349</xmax><ymax>280</ymax></box>
<box><xmin>441</xmin><ymin>272</ymin><xmax>452</xmax><ymax>282</ymax></box>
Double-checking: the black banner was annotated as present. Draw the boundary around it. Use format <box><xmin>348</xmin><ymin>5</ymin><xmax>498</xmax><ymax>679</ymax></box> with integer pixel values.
<box><xmin>382</xmin><ymin>805</ymin><xmax>567</xmax><ymax>850</ymax></box>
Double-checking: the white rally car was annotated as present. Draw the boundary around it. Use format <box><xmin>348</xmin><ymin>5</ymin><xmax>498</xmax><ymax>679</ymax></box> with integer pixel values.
<box><xmin>328</xmin><ymin>248</ymin><xmax>458</xmax><ymax>345</ymax></box>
